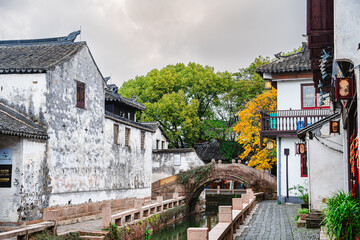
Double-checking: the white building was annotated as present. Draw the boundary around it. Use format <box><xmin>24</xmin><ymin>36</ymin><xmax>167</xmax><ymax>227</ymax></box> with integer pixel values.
<box><xmin>0</xmin><ymin>31</ymin><xmax>154</xmax><ymax>222</ymax></box>
<box><xmin>257</xmin><ymin>43</ymin><xmax>332</xmax><ymax>203</ymax></box>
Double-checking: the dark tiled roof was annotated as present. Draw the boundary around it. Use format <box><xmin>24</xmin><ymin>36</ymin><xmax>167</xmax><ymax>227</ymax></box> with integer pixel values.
<box><xmin>256</xmin><ymin>42</ymin><xmax>311</xmax><ymax>74</ymax></box>
<box><xmin>142</xmin><ymin>122</ymin><xmax>170</xmax><ymax>141</ymax></box>
<box><xmin>194</xmin><ymin>141</ymin><xmax>225</xmax><ymax>162</ymax></box>
<box><xmin>0</xmin><ymin>103</ymin><xmax>48</xmax><ymax>139</ymax></box>
<box><xmin>105</xmin><ymin>91</ymin><xmax>146</xmax><ymax>111</ymax></box>
<box><xmin>141</xmin><ymin>122</ymin><xmax>160</xmax><ymax>131</ymax></box>
<box><xmin>105</xmin><ymin>111</ymin><xmax>153</xmax><ymax>132</ymax></box>
<box><xmin>0</xmin><ymin>41</ymin><xmax>85</xmax><ymax>74</ymax></box>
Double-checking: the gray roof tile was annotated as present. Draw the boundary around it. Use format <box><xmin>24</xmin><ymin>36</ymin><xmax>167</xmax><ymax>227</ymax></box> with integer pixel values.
<box><xmin>256</xmin><ymin>42</ymin><xmax>311</xmax><ymax>74</ymax></box>
<box><xmin>0</xmin><ymin>103</ymin><xmax>48</xmax><ymax>139</ymax></box>
<box><xmin>0</xmin><ymin>41</ymin><xmax>85</xmax><ymax>73</ymax></box>
<box><xmin>105</xmin><ymin>91</ymin><xmax>146</xmax><ymax>110</ymax></box>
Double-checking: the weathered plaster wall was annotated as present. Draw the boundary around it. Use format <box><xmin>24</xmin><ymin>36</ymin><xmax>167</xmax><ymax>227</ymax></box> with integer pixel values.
<box><xmin>152</xmin><ymin>128</ymin><xmax>168</xmax><ymax>149</ymax></box>
<box><xmin>334</xmin><ymin>0</ymin><xmax>360</xmax><ymax>66</ymax></box>
<box><xmin>278</xmin><ymin>137</ymin><xmax>308</xmax><ymax>201</ymax></box>
<box><xmin>0</xmin><ymin>136</ymin><xmax>47</xmax><ymax>222</ymax></box>
<box><xmin>307</xmin><ymin>121</ymin><xmax>345</xmax><ymax>211</ymax></box>
<box><xmin>0</xmin><ymin>135</ymin><xmax>23</xmax><ymax>222</ymax></box>
<box><xmin>152</xmin><ymin>149</ymin><xmax>204</xmax><ymax>182</ymax></box>
<box><xmin>276</xmin><ymin>78</ymin><xmax>313</xmax><ymax>110</ymax></box>
<box><xmin>44</xmin><ymin>46</ymin><xmax>106</xmax><ymax>206</ymax></box>
<box><xmin>0</xmin><ymin>74</ymin><xmax>47</xmax><ymax>121</ymax></box>
<box><xmin>20</xmin><ymin>138</ymin><xmax>48</xmax><ymax>221</ymax></box>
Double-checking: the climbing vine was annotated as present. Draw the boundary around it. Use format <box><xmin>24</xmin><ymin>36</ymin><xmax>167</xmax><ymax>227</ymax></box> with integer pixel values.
<box><xmin>177</xmin><ymin>164</ymin><xmax>214</xmax><ymax>186</ymax></box>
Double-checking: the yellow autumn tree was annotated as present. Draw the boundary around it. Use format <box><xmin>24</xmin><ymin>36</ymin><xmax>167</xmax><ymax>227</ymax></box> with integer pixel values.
<box><xmin>233</xmin><ymin>88</ymin><xmax>277</xmax><ymax>170</ymax></box>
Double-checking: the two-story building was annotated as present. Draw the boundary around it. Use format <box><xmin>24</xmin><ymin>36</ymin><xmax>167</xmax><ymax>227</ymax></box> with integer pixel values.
<box><xmin>257</xmin><ymin>43</ymin><xmax>332</xmax><ymax>203</ymax></box>
<box><xmin>0</xmin><ymin>31</ymin><xmax>155</xmax><ymax>222</ymax></box>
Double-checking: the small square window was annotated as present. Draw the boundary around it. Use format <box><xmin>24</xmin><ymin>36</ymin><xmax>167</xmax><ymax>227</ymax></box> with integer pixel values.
<box><xmin>76</xmin><ymin>81</ymin><xmax>85</xmax><ymax>109</ymax></box>
<box><xmin>125</xmin><ymin>128</ymin><xmax>131</xmax><ymax>147</ymax></box>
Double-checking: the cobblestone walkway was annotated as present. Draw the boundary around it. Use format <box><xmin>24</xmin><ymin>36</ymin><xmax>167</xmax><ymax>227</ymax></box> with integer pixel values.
<box><xmin>236</xmin><ymin>201</ymin><xmax>320</xmax><ymax>240</ymax></box>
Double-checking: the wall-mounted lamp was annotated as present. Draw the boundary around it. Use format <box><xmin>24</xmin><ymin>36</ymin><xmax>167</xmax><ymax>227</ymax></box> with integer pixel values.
<box><xmin>337</xmin><ymin>77</ymin><xmax>353</xmax><ymax>99</ymax></box>
<box><xmin>330</xmin><ymin>120</ymin><xmax>340</xmax><ymax>134</ymax></box>
<box><xmin>266</xmin><ymin>139</ymin><xmax>274</xmax><ymax>150</ymax></box>
<box><xmin>264</xmin><ymin>79</ymin><xmax>272</xmax><ymax>90</ymax></box>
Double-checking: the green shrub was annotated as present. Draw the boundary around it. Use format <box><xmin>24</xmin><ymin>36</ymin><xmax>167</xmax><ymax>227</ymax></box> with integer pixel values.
<box><xmin>297</xmin><ymin>208</ymin><xmax>309</xmax><ymax>215</ymax></box>
<box><xmin>322</xmin><ymin>191</ymin><xmax>360</xmax><ymax>240</ymax></box>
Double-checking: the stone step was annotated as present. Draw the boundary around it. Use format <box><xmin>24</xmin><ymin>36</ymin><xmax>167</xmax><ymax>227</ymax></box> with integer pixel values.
<box><xmin>79</xmin><ymin>235</ymin><xmax>105</xmax><ymax>240</ymax></box>
<box><xmin>296</xmin><ymin>218</ymin><xmax>306</xmax><ymax>227</ymax></box>
<box><xmin>80</xmin><ymin>231</ymin><xmax>107</xmax><ymax>236</ymax></box>
<box><xmin>306</xmin><ymin>218</ymin><xmax>322</xmax><ymax>228</ymax></box>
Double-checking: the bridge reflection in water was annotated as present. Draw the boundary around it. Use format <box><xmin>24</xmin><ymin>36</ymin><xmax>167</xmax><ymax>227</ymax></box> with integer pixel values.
<box><xmin>150</xmin><ymin>206</ymin><xmax>219</xmax><ymax>240</ymax></box>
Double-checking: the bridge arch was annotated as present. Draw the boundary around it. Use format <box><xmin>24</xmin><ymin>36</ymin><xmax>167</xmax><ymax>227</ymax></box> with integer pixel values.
<box><xmin>151</xmin><ymin>161</ymin><xmax>277</xmax><ymax>213</ymax></box>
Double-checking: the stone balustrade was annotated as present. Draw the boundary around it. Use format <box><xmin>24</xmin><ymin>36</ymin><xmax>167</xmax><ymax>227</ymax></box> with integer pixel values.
<box><xmin>102</xmin><ymin>193</ymin><xmax>185</xmax><ymax>228</ymax></box>
<box><xmin>187</xmin><ymin>189</ymin><xmax>258</xmax><ymax>240</ymax></box>
<box><xmin>204</xmin><ymin>188</ymin><xmax>246</xmax><ymax>195</ymax></box>
<box><xmin>0</xmin><ymin>221</ymin><xmax>55</xmax><ymax>240</ymax></box>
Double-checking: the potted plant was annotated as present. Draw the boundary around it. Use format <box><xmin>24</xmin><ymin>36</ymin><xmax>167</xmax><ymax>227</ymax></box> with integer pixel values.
<box><xmin>322</xmin><ymin>191</ymin><xmax>360</xmax><ymax>240</ymax></box>
<box><xmin>289</xmin><ymin>184</ymin><xmax>309</xmax><ymax>208</ymax></box>
<box><xmin>297</xmin><ymin>208</ymin><xmax>309</xmax><ymax>220</ymax></box>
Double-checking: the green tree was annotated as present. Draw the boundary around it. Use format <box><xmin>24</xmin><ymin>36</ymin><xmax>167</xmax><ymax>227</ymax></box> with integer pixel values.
<box><xmin>119</xmin><ymin>63</ymin><xmax>232</xmax><ymax>147</ymax></box>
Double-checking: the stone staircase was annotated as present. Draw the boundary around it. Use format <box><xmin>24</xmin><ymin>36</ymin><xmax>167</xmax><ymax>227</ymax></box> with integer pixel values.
<box><xmin>306</xmin><ymin>211</ymin><xmax>324</xmax><ymax>228</ymax></box>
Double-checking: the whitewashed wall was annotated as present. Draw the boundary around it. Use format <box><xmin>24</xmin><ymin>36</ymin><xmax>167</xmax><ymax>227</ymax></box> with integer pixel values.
<box><xmin>334</xmin><ymin>0</ymin><xmax>360</xmax><ymax>66</ymax></box>
<box><xmin>277</xmin><ymin>137</ymin><xmax>308</xmax><ymax>202</ymax></box>
<box><xmin>0</xmin><ymin>74</ymin><xmax>47</xmax><ymax>121</ymax></box>
<box><xmin>152</xmin><ymin>149</ymin><xmax>204</xmax><ymax>182</ymax></box>
<box><xmin>0</xmin><ymin>45</ymin><xmax>153</xmax><ymax>221</ymax></box>
<box><xmin>276</xmin><ymin>78</ymin><xmax>313</xmax><ymax>110</ymax></box>
<box><xmin>152</xmin><ymin>128</ymin><xmax>168</xmax><ymax>149</ymax></box>
<box><xmin>0</xmin><ymin>136</ymin><xmax>47</xmax><ymax>222</ymax></box>
<box><xmin>307</xmin><ymin>121</ymin><xmax>345</xmax><ymax>211</ymax></box>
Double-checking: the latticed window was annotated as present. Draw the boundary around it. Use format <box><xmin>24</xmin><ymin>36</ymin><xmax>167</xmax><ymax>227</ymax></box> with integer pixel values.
<box><xmin>125</xmin><ymin>128</ymin><xmax>131</xmax><ymax>147</ymax></box>
<box><xmin>141</xmin><ymin>131</ymin><xmax>145</xmax><ymax>149</ymax></box>
<box><xmin>114</xmin><ymin>124</ymin><xmax>119</xmax><ymax>144</ymax></box>
<box><xmin>76</xmin><ymin>81</ymin><xmax>85</xmax><ymax>109</ymax></box>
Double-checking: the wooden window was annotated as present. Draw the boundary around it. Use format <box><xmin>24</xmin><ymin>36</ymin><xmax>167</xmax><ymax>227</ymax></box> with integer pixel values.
<box><xmin>156</xmin><ymin>140</ymin><xmax>160</xmax><ymax>149</ymax></box>
<box><xmin>114</xmin><ymin>124</ymin><xmax>119</xmax><ymax>144</ymax></box>
<box><xmin>141</xmin><ymin>131</ymin><xmax>145</xmax><ymax>149</ymax></box>
<box><xmin>125</xmin><ymin>128</ymin><xmax>130</xmax><ymax>147</ymax></box>
<box><xmin>301</xmin><ymin>154</ymin><xmax>308</xmax><ymax>177</ymax></box>
<box><xmin>76</xmin><ymin>81</ymin><xmax>85</xmax><ymax>109</ymax></box>
<box><xmin>301</xmin><ymin>84</ymin><xmax>330</xmax><ymax>109</ymax></box>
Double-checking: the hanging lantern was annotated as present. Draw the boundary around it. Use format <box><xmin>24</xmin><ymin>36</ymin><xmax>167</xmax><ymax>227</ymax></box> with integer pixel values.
<box><xmin>296</xmin><ymin>143</ymin><xmax>306</xmax><ymax>155</ymax></box>
<box><xmin>337</xmin><ymin>77</ymin><xmax>353</xmax><ymax>99</ymax></box>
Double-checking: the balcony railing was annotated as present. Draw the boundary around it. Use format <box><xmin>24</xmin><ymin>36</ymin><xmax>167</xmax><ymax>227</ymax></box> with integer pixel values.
<box><xmin>260</xmin><ymin>109</ymin><xmax>332</xmax><ymax>138</ymax></box>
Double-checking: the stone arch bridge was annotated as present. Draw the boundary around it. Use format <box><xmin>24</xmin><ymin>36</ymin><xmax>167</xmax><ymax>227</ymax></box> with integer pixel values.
<box><xmin>152</xmin><ymin>160</ymin><xmax>277</xmax><ymax>213</ymax></box>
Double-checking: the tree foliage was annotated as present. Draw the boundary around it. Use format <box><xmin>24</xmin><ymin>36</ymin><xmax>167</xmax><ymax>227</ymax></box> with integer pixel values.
<box><xmin>233</xmin><ymin>88</ymin><xmax>277</xmax><ymax>170</ymax></box>
<box><xmin>119</xmin><ymin>63</ymin><xmax>232</xmax><ymax>147</ymax></box>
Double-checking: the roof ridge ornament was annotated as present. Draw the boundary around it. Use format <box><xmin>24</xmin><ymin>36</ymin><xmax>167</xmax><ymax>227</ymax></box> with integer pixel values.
<box><xmin>0</xmin><ymin>30</ymin><xmax>81</xmax><ymax>45</ymax></box>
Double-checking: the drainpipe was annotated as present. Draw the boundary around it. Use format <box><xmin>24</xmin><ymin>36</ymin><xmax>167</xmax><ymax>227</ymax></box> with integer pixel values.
<box><xmin>278</xmin><ymin>137</ymin><xmax>281</xmax><ymax>203</ymax></box>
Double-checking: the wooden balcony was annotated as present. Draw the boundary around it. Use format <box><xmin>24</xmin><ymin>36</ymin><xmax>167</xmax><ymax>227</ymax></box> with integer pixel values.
<box><xmin>260</xmin><ymin>109</ymin><xmax>332</xmax><ymax>140</ymax></box>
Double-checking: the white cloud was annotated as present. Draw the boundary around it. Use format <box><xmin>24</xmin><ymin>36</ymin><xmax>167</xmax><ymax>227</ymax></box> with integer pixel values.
<box><xmin>0</xmin><ymin>0</ymin><xmax>306</xmax><ymax>86</ymax></box>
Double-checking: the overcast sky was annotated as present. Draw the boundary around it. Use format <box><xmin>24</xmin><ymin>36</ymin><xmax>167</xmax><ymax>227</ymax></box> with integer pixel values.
<box><xmin>0</xmin><ymin>0</ymin><xmax>306</xmax><ymax>86</ymax></box>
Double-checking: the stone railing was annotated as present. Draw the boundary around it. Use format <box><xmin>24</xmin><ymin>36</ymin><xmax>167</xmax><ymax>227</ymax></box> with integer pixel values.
<box><xmin>204</xmin><ymin>188</ymin><xmax>246</xmax><ymax>195</ymax></box>
<box><xmin>0</xmin><ymin>221</ymin><xmax>55</xmax><ymax>240</ymax></box>
<box><xmin>187</xmin><ymin>189</ymin><xmax>258</xmax><ymax>240</ymax></box>
<box><xmin>102</xmin><ymin>193</ymin><xmax>185</xmax><ymax>228</ymax></box>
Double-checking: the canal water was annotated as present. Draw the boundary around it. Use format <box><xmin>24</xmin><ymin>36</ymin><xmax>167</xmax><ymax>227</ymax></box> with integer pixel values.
<box><xmin>150</xmin><ymin>206</ymin><xmax>218</xmax><ymax>240</ymax></box>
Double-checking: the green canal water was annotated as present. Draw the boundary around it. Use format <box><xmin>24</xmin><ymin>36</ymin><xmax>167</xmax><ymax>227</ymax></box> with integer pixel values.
<box><xmin>150</xmin><ymin>207</ymin><xmax>218</xmax><ymax>240</ymax></box>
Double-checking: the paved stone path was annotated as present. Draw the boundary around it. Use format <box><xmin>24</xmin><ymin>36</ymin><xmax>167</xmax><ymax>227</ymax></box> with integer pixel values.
<box><xmin>236</xmin><ymin>201</ymin><xmax>320</xmax><ymax>240</ymax></box>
